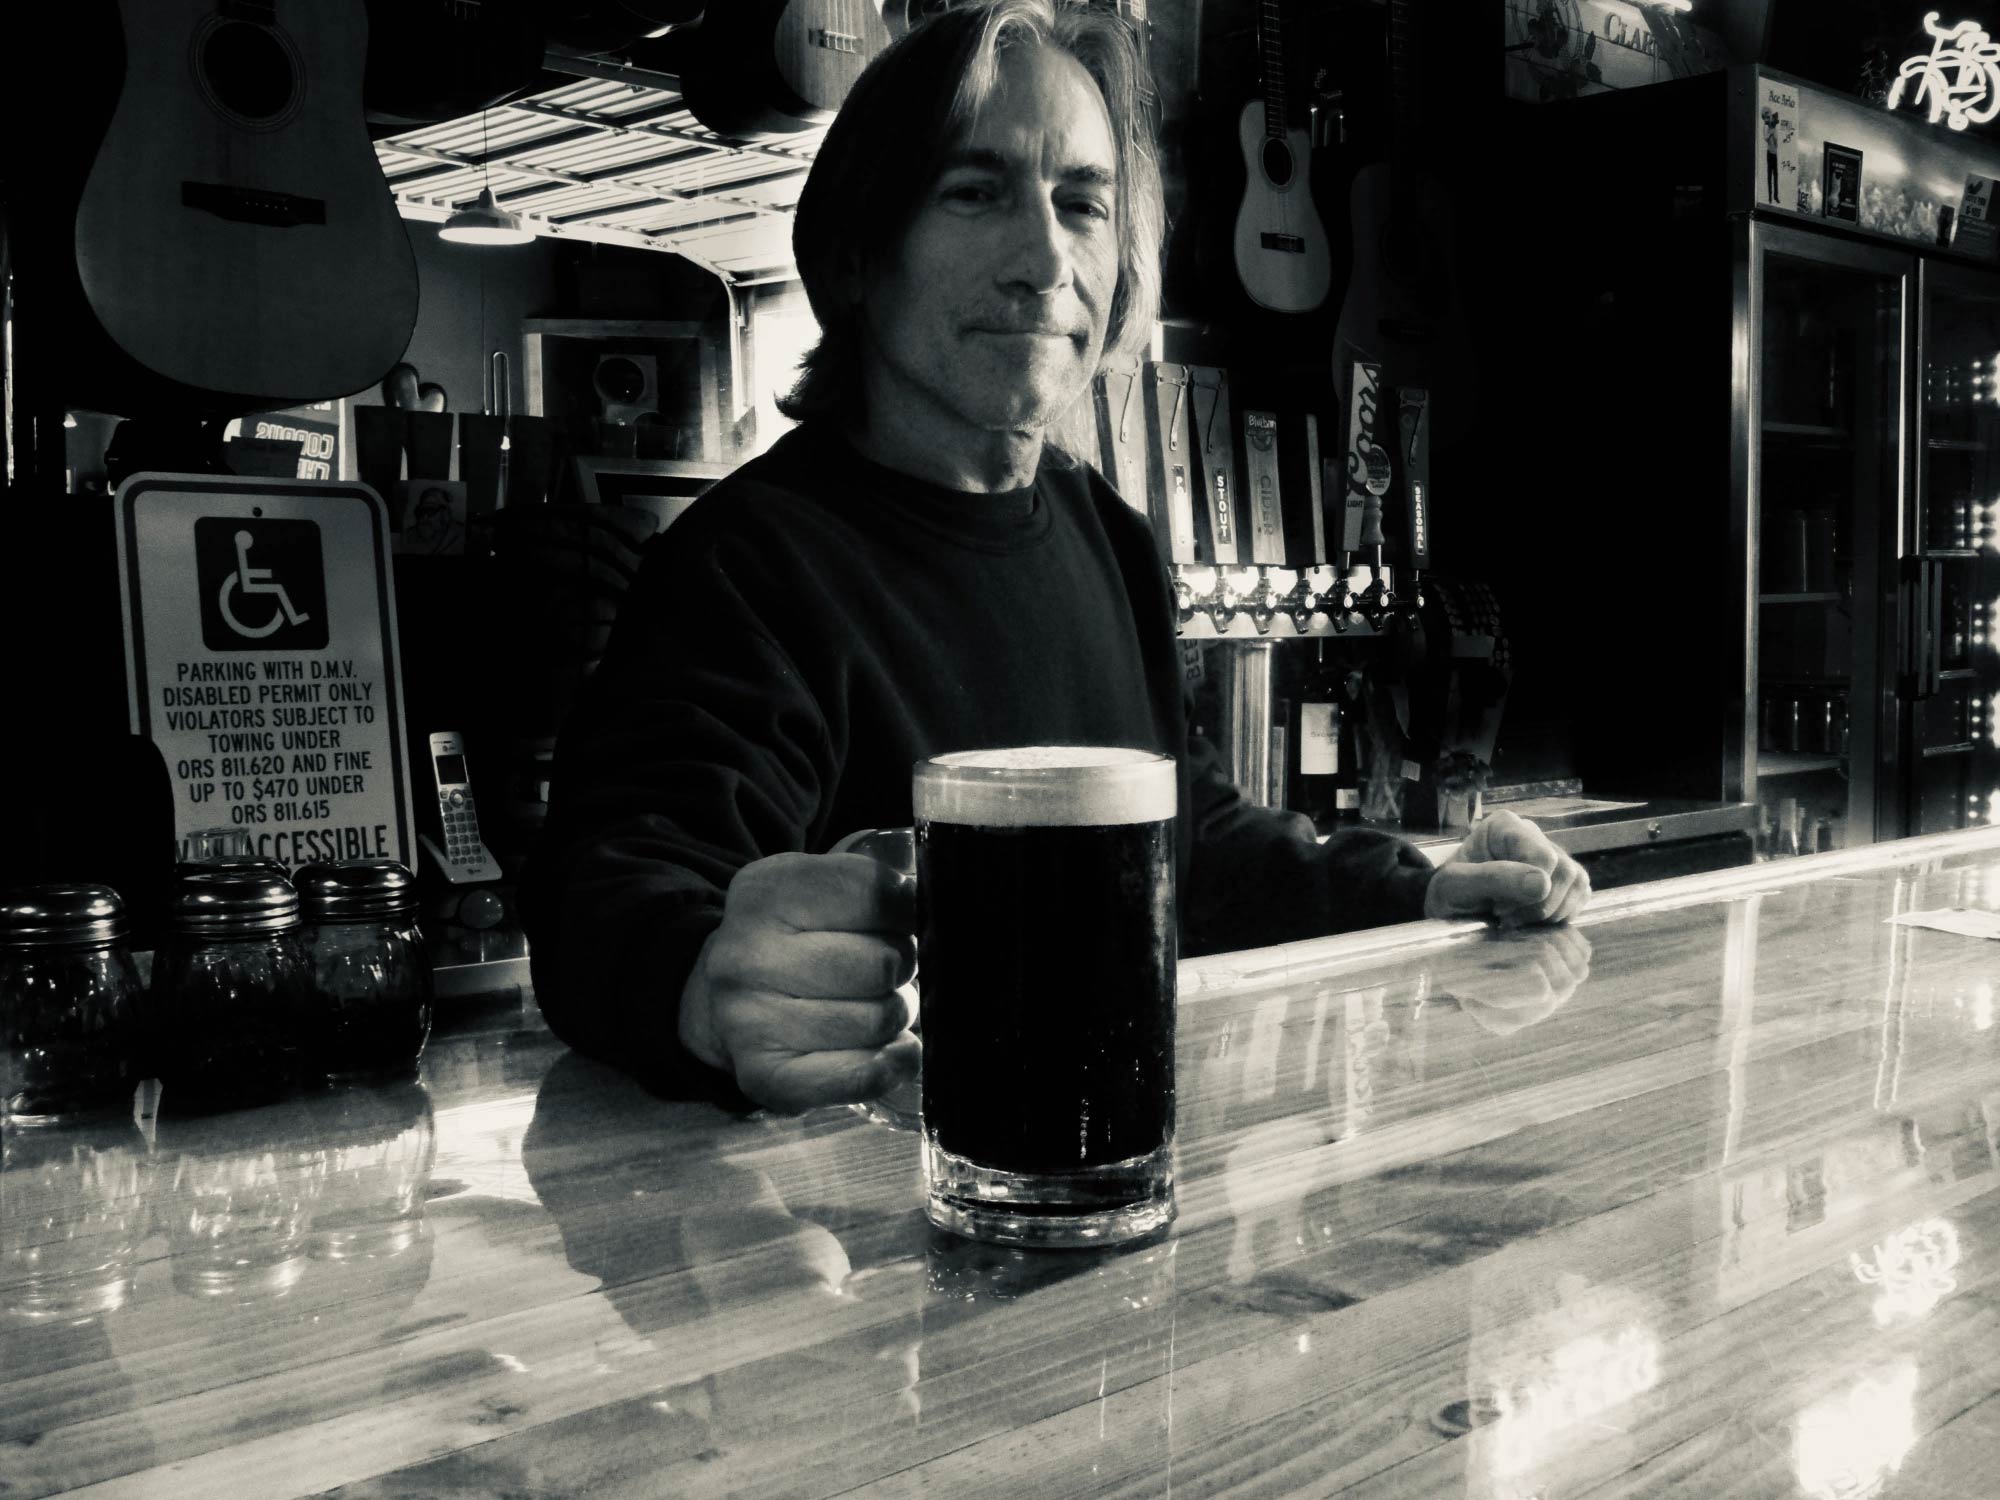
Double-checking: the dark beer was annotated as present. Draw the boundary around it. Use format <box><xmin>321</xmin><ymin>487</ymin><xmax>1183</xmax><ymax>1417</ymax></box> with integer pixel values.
<box><xmin>913</xmin><ymin>747</ymin><xmax>1177</xmax><ymax>1246</ymax></box>
<box><xmin>919</xmin><ymin>820</ymin><xmax>1175</xmax><ymax>1170</ymax></box>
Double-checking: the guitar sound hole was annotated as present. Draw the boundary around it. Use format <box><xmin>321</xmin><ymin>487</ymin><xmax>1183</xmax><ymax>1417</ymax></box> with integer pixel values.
<box><xmin>200</xmin><ymin>22</ymin><xmax>296</xmax><ymax>122</ymax></box>
<box><xmin>1260</xmin><ymin>140</ymin><xmax>1294</xmax><ymax>189</ymax></box>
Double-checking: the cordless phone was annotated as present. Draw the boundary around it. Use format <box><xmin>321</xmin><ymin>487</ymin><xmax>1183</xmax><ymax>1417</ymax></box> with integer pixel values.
<box><xmin>418</xmin><ymin>730</ymin><xmax>501</xmax><ymax>884</ymax></box>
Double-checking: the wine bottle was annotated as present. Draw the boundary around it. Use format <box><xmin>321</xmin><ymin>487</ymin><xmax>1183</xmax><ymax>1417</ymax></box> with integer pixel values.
<box><xmin>1291</xmin><ymin>644</ymin><xmax>1361</xmax><ymax>826</ymax></box>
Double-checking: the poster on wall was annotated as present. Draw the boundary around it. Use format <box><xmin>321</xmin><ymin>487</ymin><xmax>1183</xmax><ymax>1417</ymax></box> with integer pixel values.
<box><xmin>1960</xmin><ymin>174</ymin><xmax>2000</xmax><ymax>256</ymax></box>
<box><xmin>114</xmin><ymin>473</ymin><xmax>415</xmax><ymax>871</ymax></box>
<box><xmin>222</xmin><ymin>401</ymin><xmax>343</xmax><ymax>482</ymax></box>
<box><xmin>1757</xmin><ymin>77</ymin><xmax>1804</xmax><ymax>212</ymax></box>
<box><xmin>1823</xmin><ymin>142</ymin><xmax>1865</xmax><ymax>222</ymax></box>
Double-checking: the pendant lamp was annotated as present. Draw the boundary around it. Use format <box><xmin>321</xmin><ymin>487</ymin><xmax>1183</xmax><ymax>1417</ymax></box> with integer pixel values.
<box><xmin>441</xmin><ymin>109</ymin><xmax>533</xmax><ymax>247</ymax></box>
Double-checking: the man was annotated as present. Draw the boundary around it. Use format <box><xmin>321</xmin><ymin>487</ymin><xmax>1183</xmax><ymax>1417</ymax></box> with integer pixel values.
<box><xmin>522</xmin><ymin>0</ymin><xmax>1588</xmax><ymax>1114</ymax></box>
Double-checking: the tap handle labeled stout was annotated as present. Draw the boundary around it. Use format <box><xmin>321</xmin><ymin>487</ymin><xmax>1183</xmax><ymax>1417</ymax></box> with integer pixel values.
<box><xmin>1292</xmin><ymin>409</ymin><xmax>1330</xmax><ymax>570</ymax></box>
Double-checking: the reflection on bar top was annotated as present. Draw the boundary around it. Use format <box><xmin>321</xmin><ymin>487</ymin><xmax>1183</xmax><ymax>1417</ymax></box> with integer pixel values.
<box><xmin>1191</xmin><ymin>823</ymin><xmax>2000</xmax><ymax>997</ymax></box>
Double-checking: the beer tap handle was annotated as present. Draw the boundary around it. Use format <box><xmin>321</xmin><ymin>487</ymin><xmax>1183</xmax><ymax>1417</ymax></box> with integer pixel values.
<box><xmin>1357</xmin><ymin>438</ymin><xmax>1393</xmax><ymax>622</ymax></box>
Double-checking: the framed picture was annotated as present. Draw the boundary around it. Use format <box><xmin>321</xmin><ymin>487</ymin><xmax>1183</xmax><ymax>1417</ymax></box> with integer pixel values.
<box><xmin>394</xmin><ymin>479</ymin><xmax>467</xmax><ymax>557</ymax></box>
<box><xmin>1822</xmin><ymin>143</ymin><xmax>1863</xmax><ymax>224</ymax></box>
<box><xmin>1756</xmin><ymin>80</ymin><xmax>1801</xmax><ymax>212</ymax></box>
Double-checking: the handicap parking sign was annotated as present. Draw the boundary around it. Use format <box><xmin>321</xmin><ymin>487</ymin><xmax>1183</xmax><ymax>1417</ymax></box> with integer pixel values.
<box><xmin>194</xmin><ymin>516</ymin><xmax>329</xmax><ymax>651</ymax></box>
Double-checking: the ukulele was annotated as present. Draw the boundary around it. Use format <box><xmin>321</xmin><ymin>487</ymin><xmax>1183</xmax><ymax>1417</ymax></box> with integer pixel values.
<box><xmin>680</xmin><ymin>0</ymin><xmax>893</xmax><ymax>138</ymax></box>
<box><xmin>1231</xmin><ymin>0</ymin><xmax>1333</xmax><ymax>313</ymax></box>
<box><xmin>70</xmin><ymin>0</ymin><xmax>419</xmax><ymax>413</ymax></box>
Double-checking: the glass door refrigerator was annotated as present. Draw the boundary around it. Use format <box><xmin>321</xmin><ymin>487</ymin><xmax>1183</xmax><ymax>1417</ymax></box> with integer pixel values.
<box><xmin>1905</xmin><ymin>263</ymin><xmax>2000</xmax><ymax>835</ymax></box>
<box><xmin>1493</xmin><ymin>64</ymin><xmax>2000</xmax><ymax>860</ymax></box>
<box><xmin>1747</xmin><ymin>224</ymin><xmax>1904</xmax><ymax>856</ymax></box>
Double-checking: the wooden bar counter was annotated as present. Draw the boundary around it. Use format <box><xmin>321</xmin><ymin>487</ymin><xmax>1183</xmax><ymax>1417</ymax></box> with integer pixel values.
<box><xmin>11</xmin><ymin>829</ymin><xmax>2000</xmax><ymax>1498</ymax></box>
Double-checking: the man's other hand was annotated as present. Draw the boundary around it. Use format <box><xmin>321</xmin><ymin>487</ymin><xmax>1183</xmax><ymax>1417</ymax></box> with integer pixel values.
<box><xmin>1423</xmin><ymin>809</ymin><xmax>1591</xmax><ymax>928</ymax></box>
<box><xmin>679</xmin><ymin>852</ymin><xmax>921</xmax><ymax>1112</ymax></box>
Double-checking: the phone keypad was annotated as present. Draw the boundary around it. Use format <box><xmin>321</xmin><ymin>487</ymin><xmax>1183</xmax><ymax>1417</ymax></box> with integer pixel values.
<box><xmin>438</xmin><ymin>789</ymin><xmax>481</xmax><ymax>865</ymax></box>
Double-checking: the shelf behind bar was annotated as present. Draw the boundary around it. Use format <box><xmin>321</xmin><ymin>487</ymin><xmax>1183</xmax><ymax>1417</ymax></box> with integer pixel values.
<box><xmin>1759</xmin><ymin>751</ymin><xmax>1844</xmax><ymax>776</ymax></box>
<box><xmin>1927</xmin><ymin>438</ymin><xmax>1990</xmax><ymax>451</ymax></box>
<box><xmin>1759</xmin><ymin>591</ymin><xmax>1842</xmax><ymax>603</ymax></box>
<box><xmin>1762</xmin><ymin>421</ymin><xmax>1849</xmax><ymax>439</ymax></box>
<box><xmin>1921</xmin><ymin>741</ymin><xmax>1984</xmax><ymax>758</ymax></box>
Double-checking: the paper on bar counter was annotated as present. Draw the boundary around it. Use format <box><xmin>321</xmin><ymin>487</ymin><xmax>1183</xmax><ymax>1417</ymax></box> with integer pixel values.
<box><xmin>1886</xmin><ymin>908</ymin><xmax>2000</xmax><ymax>940</ymax></box>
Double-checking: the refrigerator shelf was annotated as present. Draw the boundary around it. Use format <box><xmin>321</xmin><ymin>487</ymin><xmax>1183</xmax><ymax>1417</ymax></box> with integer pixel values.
<box><xmin>1926</xmin><ymin>439</ymin><xmax>1989</xmax><ymax>452</ymax></box>
<box><xmin>1759</xmin><ymin>592</ymin><xmax>1843</xmax><ymax>604</ymax></box>
<box><xmin>1940</xmin><ymin>668</ymin><xmax>1982</xmax><ymax>682</ymax></box>
<box><xmin>1763</xmin><ymin>421</ymin><xmax>1849</xmax><ymax>440</ymax></box>
<box><xmin>1760</xmin><ymin>752</ymin><xmax>1845</xmax><ymax>777</ymax></box>
<box><xmin>1920</xmin><ymin>742</ymin><xmax>1982</xmax><ymax>758</ymax></box>
<box><xmin>1920</xmin><ymin>548</ymin><xmax>1981</xmax><ymax>559</ymax></box>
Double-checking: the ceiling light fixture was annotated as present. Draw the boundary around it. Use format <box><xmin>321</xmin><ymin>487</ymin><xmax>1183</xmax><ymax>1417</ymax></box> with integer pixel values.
<box><xmin>441</xmin><ymin>109</ymin><xmax>533</xmax><ymax>247</ymax></box>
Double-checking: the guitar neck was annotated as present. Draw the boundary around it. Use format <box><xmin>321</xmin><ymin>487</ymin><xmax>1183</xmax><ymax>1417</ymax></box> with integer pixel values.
<box><xmin>1388</xmin><ymin>0</ymin><xmax>1420</xmax><ymax>218</ymax></box>
<box><xmin>1257</xmin><ymin>0</ymin><xmax>1287</xmax><ymax>139</ymax></box>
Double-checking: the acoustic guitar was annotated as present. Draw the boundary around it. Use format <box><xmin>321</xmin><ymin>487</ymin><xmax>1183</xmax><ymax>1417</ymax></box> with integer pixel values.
<box><xmin>1231</xmin><ymin>0</ymin><xmax>1333</xmax><ymax>314</ymax></box>
<box><xmin>680</xmin><ymin>0</ymin><xmax>893</xmax><ymax>138</ymax></box>
<box><xmin>545</xmin><ymin>0</ymin><xmax>704</xmax><ymax>55</ymax></box>
<box><xmin>70</xmin><ymin>0</ymin><xmax>419</xmax><ymax>413</ymax></box>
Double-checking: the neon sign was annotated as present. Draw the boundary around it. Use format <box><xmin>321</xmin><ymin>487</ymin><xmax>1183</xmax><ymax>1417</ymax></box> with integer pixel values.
<box><xmin>1889</xmin><ymin>12</ymin><xmax>2000</xmax><ymax>132</ymax></box>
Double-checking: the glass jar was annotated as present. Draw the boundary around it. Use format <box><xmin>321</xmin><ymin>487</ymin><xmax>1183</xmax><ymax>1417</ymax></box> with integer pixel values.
<box><xmin>1</xmin><ymin>1115</ymin><xmax>151</xmax><ymax>1321</ymax></box>
<box><xmin>150</xmin><ymin>859</ymin><xmax>306</xmax><ymax>1114</ymax></box>
<box><xmin>0</xmin><ymin>884</ymin><xmax>148</xmax><ymax>1123</ymax></box>
<box><xmin>294</xmin><ymin>860</ymin><xmax>432</xmax><ymax>1081</ymax></box>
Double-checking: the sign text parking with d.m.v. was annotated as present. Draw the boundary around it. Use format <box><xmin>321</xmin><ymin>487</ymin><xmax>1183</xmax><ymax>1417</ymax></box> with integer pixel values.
<box><xmin>117</xmin><ymin>474</ymin><xmax>414</xmax><ymax>870</ymax></box>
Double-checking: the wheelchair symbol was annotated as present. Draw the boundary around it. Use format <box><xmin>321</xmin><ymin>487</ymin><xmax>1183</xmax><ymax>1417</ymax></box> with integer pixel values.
<box><xmin>218</xmin><ymin>529</ymin><xmax>312</xmax><ymax>639</ymax></box>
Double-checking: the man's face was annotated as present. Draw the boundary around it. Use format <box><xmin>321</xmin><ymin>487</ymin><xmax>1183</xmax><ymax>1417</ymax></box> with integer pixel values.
<box><xmin>855</xmin><ymin>44</ymin><xmax>1120</xmax><ymax>440</ymax></box>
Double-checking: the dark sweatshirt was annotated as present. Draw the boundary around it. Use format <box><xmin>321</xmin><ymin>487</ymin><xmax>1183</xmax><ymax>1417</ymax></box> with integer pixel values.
<box><xmin>520</xmin><ymin>423</ymin><xmax>1435</xmax><ymax>1095</ymax></box>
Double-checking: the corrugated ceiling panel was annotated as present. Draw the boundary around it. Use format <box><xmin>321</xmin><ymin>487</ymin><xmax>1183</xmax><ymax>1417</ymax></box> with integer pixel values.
<box><xmin>375</xmin><ymin>71</ymin><xmax>819</xmax><ymax>282</ymax></box>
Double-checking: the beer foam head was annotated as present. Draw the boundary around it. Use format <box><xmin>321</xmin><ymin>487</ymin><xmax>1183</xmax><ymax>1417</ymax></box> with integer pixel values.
<box><xmin>913</xmin><ymin>746</ymin><xmax>1176</xmax><ymax>827</ymax></box>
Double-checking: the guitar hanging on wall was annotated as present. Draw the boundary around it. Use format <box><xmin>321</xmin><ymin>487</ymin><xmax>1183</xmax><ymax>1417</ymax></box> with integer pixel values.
<box><xmin>67</xmin><ymin>0</ymin><xmax>419</xmax><ymax>414</ymax></box>
<box><xmin>1332</xmin><ymin>0</ymin><xmax>1475</xmax><ymax>418</ymax></box>
<box><xmin>1231</xmin><ymin>0</ymin><xmax>1333</xmax><ymax>314</ymax></box>
<box><xmin>679</xmin><ymin>0</ymin><xmax>894</xmax><ymax>139</ymax></box>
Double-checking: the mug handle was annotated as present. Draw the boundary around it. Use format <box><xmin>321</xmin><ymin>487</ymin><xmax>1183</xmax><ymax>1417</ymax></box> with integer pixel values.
<box><xmin>828</xmin><ymin>827</ymin><xmax>922</xmax><ymax>1131</ymax></box>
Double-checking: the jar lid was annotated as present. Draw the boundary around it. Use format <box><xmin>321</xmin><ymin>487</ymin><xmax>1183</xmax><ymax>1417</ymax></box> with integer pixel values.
<box><xmin>0</xmin><ymin>883</ymin><xmax>129</xmax><ymax>947</ymax></box>
<box><xmin>167</xmin><ymin>860</ymin><xmax>299</xmax><ymax>936</ymax></box>
<box><xmin>293</xmin><ymin>859</ymin><xmax>418</xmax><ymax>919</ymax></box>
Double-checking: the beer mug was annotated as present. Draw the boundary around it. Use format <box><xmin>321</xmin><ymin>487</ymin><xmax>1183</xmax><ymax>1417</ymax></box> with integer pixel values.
<box><xmin>829</xmin><ymin>826</ymin><xmax>922</xmax><ymax>1132</ymax></box>
<box><xmin>913</xmin><ymin>747</ymin><xmax>1178</xmax><ymax>1248</ymax></box>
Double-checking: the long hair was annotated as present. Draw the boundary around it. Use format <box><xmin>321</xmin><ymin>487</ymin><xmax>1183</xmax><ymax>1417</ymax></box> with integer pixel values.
<box><xmin>778</xmin><ymin>0</ymin><xmax>1164</xmax><ymax>460</ymax></box>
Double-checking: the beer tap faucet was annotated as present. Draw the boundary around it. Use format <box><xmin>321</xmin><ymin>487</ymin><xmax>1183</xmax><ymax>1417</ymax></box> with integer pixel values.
<box><xmin>1204</xmin><ymin>570</ymin><xmax>1241</xmax><ymax>634</ymax></box>
<box><xmin>1247</xmin><ymin>567</ymin><xmax>1281</xmax><ymax>635</ymax></box>
<box><xmin>1280</xmin><ymin>573</ymin><xmax>1320</xmax><ymax>634</ymax></box>
<box><xmin>1172</xmin><ymin>564</ymin><xmax>1199</xmax><ymax>627</ymax></box>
